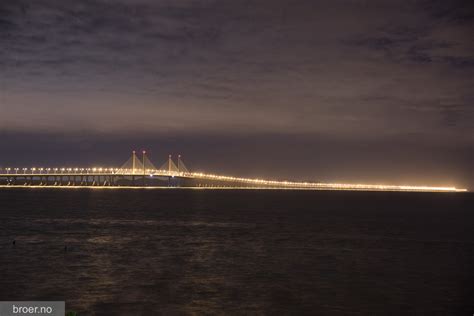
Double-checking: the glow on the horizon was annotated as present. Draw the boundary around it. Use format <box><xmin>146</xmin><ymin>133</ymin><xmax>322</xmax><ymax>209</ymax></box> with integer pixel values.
<box><xmin>0</xmin><ymin>184</ymin><xmax>467</xmax><ymax>192</ymax></box>
<box><xmin>0</xmin><ymin>167</ymin><xmax>467</xmax><ymax>192</ymax></box>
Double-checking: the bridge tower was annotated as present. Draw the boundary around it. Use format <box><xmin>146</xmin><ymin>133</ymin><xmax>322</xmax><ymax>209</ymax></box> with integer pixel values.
<box><xmin>122</xmin><ymin>150</ymin><xmax>144</xmax><ymax>174</ymax></box>
<box><xmin>132</xmin><ymin>150</ymin><xmax>136</xmax><ymax>174</ymax></box>
<box><xmin>142</xmin><ymin>150</ymin><xmax>146</xmax><ymax>185</ymax></box>
<box><xmin>142</xmin><ymin>150</ymin><xmax>146</xmax><ymax>176</ymax></box>
<box><xmin>177</xmin><ymin>155</ymin><xmax>189</xmax><ymax>173</ymax></box>
<box><xmin>159</xmin><ymin>155</ymin><xmax>178</xmax><ymax>176</ymax></box>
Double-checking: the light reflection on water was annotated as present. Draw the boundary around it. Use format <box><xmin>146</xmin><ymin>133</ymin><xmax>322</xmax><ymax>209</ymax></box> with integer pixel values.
<box><xmin>0</xmin><ymin>189</ymin><xmax>473</xmax><ymax>315</ymax></box>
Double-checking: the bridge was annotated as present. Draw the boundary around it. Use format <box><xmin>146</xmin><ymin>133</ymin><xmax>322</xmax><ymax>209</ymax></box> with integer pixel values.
<box><xmin>0</xmin><ymin>151</ymin><xmax>467</xmax><ymax>192</ymax></box>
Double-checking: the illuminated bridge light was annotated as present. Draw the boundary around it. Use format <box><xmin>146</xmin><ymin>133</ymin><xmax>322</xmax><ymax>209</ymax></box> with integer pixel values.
<box><xmin>0</xmin><ymin>158</ymin><xmax>467</xmax><ymax>192</ymax></box>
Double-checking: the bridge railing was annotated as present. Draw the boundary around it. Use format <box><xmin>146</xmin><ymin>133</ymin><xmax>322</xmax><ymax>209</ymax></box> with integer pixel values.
<box><xmin>0</xmin><ymin>167</ymin><xmax>194</xmax><ymax>177</ymax></box>
<box><xmin>0</xmin><ymin>167</ymin><xmax>122</xmax><ymax>175</ymax></box>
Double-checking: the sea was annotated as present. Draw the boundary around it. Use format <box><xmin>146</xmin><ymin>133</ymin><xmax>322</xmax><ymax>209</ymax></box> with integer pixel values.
<box><xmin>0</xmin><ymin>188</ymin><xmax>473</xmax><ymax>315</ymax></box>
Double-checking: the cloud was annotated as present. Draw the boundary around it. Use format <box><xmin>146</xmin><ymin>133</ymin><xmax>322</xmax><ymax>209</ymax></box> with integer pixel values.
<box><xmin>0</xmin><ymin>0</ymin><xmax>472</xmax><ymax>144</ymax></box>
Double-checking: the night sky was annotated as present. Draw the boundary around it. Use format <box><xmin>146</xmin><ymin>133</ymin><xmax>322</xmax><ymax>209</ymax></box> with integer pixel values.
<box><xmin>1</xmin><ymin>0</ymin><xmax>473</xmax><ymax>188</ymax></box>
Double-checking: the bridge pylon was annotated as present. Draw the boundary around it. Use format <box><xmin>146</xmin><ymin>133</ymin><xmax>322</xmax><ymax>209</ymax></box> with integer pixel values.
<box><xmin>142</xmin><ymin>152</ymin><xmax>158</xmax><ymax>172</ymax></box>
<box><xmin>177</xmin><ymin>155</ymin><xmax>189</xmax><ymax>173</ymax></box>
<box><xmin>159</xmin><ymin>155</ymin><xmax>178</xmax><ymax>174</ymax></box>
<box><xmin>121</xmin><ymin>150</ymin><xmax>144</xmax><ymax>174</ymax></box>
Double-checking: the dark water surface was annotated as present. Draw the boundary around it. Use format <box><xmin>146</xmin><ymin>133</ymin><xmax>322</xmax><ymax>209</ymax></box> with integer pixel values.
<box><xmin>0</xmin><ymin>189</ymin><xmax>473</xmax><ymax>315</ymax></box>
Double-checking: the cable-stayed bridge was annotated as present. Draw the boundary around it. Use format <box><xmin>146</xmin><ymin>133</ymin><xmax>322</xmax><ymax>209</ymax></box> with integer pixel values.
<box><xmin>0</xmin><ymin>151</ymin><xmax>467</xmax><ymax>192</ymax></box>
<box><xmin>0</xmin><ymin>151</ymin><xmax>192</xmax><ymax>187</ymax></box>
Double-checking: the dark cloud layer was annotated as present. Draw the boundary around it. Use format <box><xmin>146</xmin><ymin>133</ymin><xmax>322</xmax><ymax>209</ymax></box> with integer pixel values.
<box><xmin>0</xmin><ymin>0</ymin><xmax>473</xmax><ymax>187</ymax></box>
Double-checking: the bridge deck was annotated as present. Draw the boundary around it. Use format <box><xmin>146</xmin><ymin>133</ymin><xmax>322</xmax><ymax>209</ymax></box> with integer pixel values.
<box><xmin>0</xmin><ymin>170</ymin><xmax>467</xmax><ymax>192</ymax></box>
